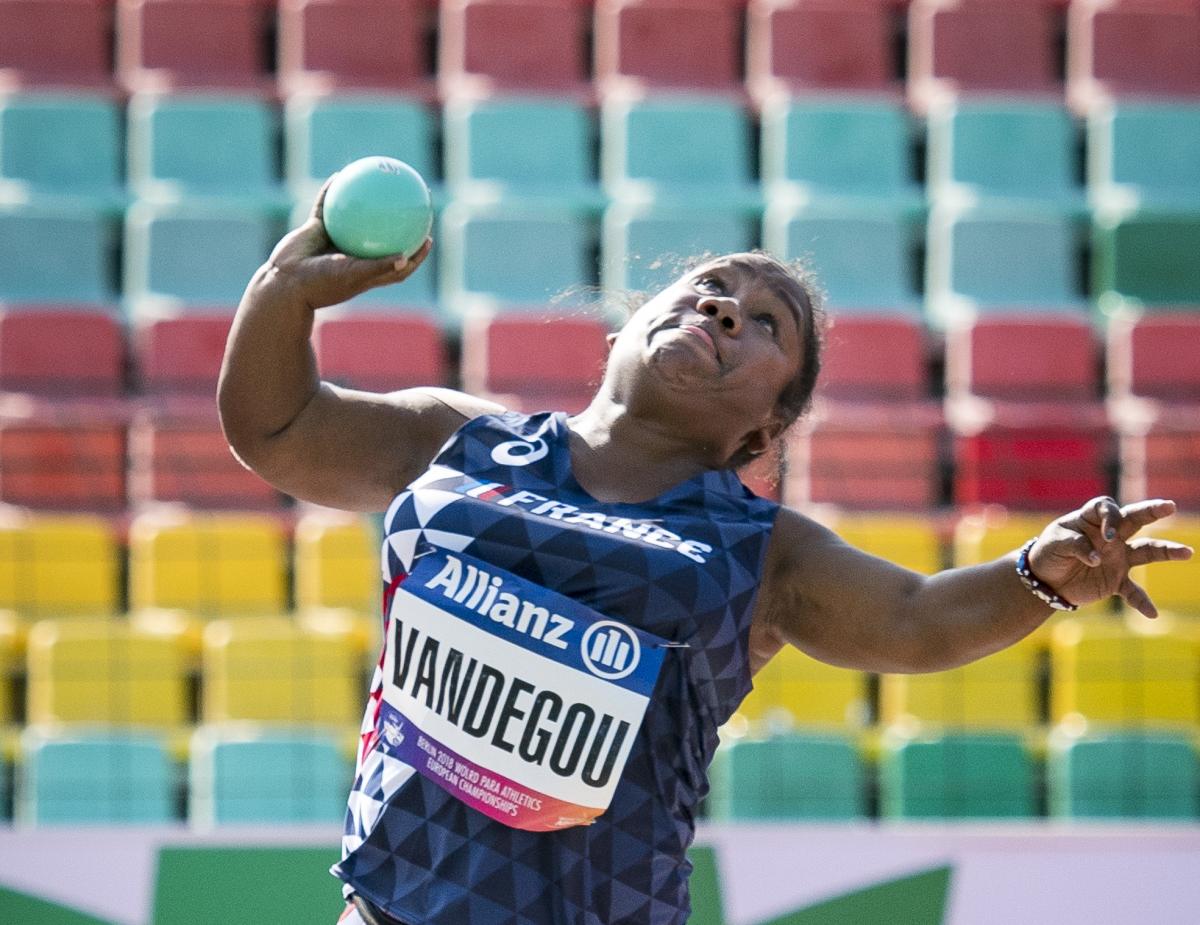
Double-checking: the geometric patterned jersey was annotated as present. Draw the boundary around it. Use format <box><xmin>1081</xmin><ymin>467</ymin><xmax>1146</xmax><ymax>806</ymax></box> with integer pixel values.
<box><xmin>332</xmin><ymin>411</ymin><xmax>779</xmax><ymax>924</ymax></box>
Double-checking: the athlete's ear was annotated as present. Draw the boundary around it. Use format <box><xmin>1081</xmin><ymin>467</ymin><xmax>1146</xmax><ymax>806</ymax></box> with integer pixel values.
<box><xmin>743</xmin><ymin>418</ymin><xmax>785</xmax><ymax>458</ymax></box>
<box><xmin>606</xmin><ymin>332</ymin><xmax>618</xmax><ymax>350</ymax></box>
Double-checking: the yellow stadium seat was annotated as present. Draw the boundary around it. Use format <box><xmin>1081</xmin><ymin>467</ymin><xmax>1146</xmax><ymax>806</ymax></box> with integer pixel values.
<box><xmin>735</xmin><ymin>646</ymin><xmax>868</xmax><ymax>730</ymax></box>
<box><xmin>294</xmin><ymin>511</ymin><xmax>378</xmax><ymax>613</ymax></box>
<box><xmin>1050</xmin><ymin>617</ymin><xmax>1200</xmax><ymax>728</ymax></box>
<box><xmin>0</xmin><ymin>512</ymin><xmax>119</xmax><ymax>618</ymax></box>
<box><xmin>25</xmin><ymin>618</ymin><xmax>190</xmax><ymax>726</ymax></box>
<box><xmin>297</xmin><ymin>607</ymin><xmax>382</xmax><ymax>669</ymax></box>
<box><xmin>1133</xmin><ymin>515</ymin><xmax>1200</xmax><ymax>617</ymax></box>
<box><xmin>827</xmin><ymin>513</ymin><xmax>944</xmax><ymax>575</ymax></box>
<box><xmin>0</xmin><ymin>610</ymin><xmax>20</xmax><ymax>725</ymax></box>
<box><xmin>879</xmin><ymin>633</ymin><xmax>1042</xmax><ymax>730</ymax></box>
<box><xmin>954</xmin><ymin>507</ymin><xmax>1113</xmax><ymax>622</ymax></box>
<box><xmin>201</xmin><ymin>617</ymin><xmax>363</xmax><ymax>725</ymax></box>
<box><xmin>128</xmin><ymin>510</ymin><xmax>287</xmax><ymax>616</ymax></box>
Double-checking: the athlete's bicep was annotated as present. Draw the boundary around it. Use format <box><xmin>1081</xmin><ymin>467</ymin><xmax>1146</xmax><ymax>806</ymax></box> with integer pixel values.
<box><xmin>231</xmin><ymin>385</ymin><xmax>506</xmax><ymax>512</ymax></box>
<box><xmin>756</xmin><ymin>508</ymin><xmax>927</xmax><ymax>673</ymax></box>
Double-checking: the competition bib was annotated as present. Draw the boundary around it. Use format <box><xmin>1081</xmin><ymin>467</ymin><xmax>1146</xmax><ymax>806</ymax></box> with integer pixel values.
<box><xmin>377</xmin><ymin>548</ymin><xmax>667</xmax><ymax>831</ymax></box>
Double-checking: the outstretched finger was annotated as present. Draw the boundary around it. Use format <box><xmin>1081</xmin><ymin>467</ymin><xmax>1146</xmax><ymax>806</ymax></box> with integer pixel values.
<box><xmin>1077</xmin><ymin>496</ymin><xmax>1123</xmax><ymax>543</ymax></box>
<box><xmin>1120</xmin><ymin>575</ymin><xmax>1158</xmax><ymax>619</ymax></box>
<box><xmin>1127</xmin><ymin>538</ymin><xmax>1194</xmax><ymax>567</ymax></box>
<box><xmin>1118</xmin><ymin>499</ymin><xmax>1178</xmax><ymax>539</ymax></box>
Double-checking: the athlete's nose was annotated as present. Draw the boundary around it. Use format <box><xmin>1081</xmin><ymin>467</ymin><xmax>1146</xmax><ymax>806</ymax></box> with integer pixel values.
<box><xmin>698</xmin><ymin>296</ymin><xmax>741</xmax><ymax>336</ymax></box>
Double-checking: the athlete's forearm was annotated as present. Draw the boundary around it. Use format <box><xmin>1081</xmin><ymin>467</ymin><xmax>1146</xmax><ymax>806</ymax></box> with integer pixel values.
<box><xmin>896</xmin><ymin>555</ymin><xmax>1051</xmax><ymax>673</ymax></box>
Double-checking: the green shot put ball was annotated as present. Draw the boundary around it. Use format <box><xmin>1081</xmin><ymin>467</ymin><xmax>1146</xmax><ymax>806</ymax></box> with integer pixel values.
<box><xmin>323</xmin><ymin>156</ymin><xmax>433</xmax><ymax>259</ymax></box>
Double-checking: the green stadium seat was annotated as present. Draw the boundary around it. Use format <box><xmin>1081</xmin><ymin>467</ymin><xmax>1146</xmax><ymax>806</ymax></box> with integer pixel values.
<box><xmin>759</xmin><ymin>96</ymin><xmax>921</xmax><ymax>209</ymax></box>
<box><xmin>601</xmin><ymin>96</ymin><xmax>760</xmax><ymax>212</ymax></box>
<box><xmin>926</xmin><ymin>203</ymin><xmax>1086</xmax><ymax>325</ymax></box>
<box><xmin>879</xmin><ymin>731</ymin><xmax>1036</xmax><ymax>819</ymax></box>
<box><xmin>1087</xmin><ymin>103</ymin><xmax>1200</xmax><ymax>211</ymax></box>
<box><xmin>123</xmin><ymin>200</ymin><xmax>282</xmax><ymax>312</ymax></box>
<box><xmin>17</xmin><ymin>728</ymin><xmax>175</xmax><ymax>824</ymax></box>
<box><xmin>443</xmin><ymin>96</ymin><xmax>602</xmax><ymax>211</ymax></box>
<box><xmin>601</xmin><ymin>201</ymin><xmax>756</xmax><ymax>294</ymax></box>
<box><xmin>0</xmin><ymin>92</ymin><xmax>124</xmax><ymax>212</ymax></box>
<box><xmin>763</xmin><ymin>200</ymin><xmax>921</xmax><ymax>312</ymax></box>
<box><xmin>188</xmin><ymin>725</ymin><xmax>352</xmax><ymax>824</ymax></box>
<box><xmin>1092</xmin><ymin>207</ymin><xmax>1200</xmax><ymax>308</ymax></box>
<box><xmin>126</xmin><ymin>93</ymin><xmax>288</xmax><ymax>212</ymax></box>
<box><xmin>926</xmin><ymin>101</ymin><xmax>1083</xmax><ymax>212</ymax></box>
<box><xmin>438</xmin><ymin>200</ymin><xmax>594</xmax><ymax>317</ymax></box>
<box><xmin>0</xmin><ymin>204</ymin><xmax>116</xmax><ymax>303</ymax></box>
<box><xmin>707</xmin><ymin>733</ymin><xmax>865</xmax><ymax>820</ymax></box>
<box><xmin>283</xmin><ymin>93</ymin><xmax>438</xmax><ymax>203</ymax></box>
<box><xmin>1048</xmin><ymin>730</ymin><xmax>1199</xmax><ymax>820</ymax></box>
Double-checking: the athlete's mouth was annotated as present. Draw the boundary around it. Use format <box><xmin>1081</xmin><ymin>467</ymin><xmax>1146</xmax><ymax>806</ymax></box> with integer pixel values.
<box><xmin>676</xmin><ymin>323</ymin><xmax>720</xmax><ymax>364</ymax></box>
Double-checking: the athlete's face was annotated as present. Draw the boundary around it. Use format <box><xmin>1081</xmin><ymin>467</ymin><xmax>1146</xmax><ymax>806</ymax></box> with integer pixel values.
<box><xmin>607</xmin><ymin>255</ymin><xmax>806</xmax><ymax>443</ymax></box>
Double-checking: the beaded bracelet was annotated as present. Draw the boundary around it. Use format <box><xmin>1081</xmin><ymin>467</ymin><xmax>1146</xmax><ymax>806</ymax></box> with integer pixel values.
<box><xmin>1015</xmin><ymin>538</ymin><xmax>1078</xmax><ymax>611</ymax></box>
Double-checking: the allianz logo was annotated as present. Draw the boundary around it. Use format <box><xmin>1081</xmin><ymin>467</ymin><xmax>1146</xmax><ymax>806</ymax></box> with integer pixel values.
<box><xmin>424</xmin><ymin>554</ymin><xmax>641</xmax><ymax>679</ymax></box>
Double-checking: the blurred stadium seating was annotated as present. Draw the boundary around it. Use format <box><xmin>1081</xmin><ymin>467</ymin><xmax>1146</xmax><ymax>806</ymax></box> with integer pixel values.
<box><xmin>0</xmin><ymin>0</ymin><xmax>1198</xmax><ymax>826</ymax></box>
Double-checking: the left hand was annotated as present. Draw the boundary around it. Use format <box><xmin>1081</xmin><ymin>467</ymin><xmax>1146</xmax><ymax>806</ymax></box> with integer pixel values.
<box><xmin>1029</xmin><ymin>497</ymin><xmax>1194</xmax><ymax>618</ymax></box>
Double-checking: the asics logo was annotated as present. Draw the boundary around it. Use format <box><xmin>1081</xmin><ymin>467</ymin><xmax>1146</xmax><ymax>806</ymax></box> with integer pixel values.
<box><xmin>491</xmin><ymin>438</ymin><xmax>549</xmax><ymax>466</ymax></box>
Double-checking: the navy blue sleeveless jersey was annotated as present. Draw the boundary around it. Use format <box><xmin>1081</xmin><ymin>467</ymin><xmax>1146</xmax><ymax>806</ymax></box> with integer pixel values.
<box><xmin>333</xmin><ymin>411</ymin><xmax>779</xmax><ymax>924</ymax></box>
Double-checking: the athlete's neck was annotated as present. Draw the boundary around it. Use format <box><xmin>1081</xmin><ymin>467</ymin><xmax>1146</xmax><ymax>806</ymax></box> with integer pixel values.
<box><xmin>566</xmin><ymin>400</ymin><xmax>725</xmax><ymax>504</ymax></box>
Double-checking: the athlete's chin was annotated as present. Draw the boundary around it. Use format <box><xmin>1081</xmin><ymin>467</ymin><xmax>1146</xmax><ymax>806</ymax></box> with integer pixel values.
<box><xmin>648</xmin><ymin>347</ymin><xmax>720</xmax><ymax>390</ymax></box>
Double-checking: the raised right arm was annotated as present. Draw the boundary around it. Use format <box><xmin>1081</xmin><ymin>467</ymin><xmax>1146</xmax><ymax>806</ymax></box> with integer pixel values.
<box><xmin>217</xmin><ymin>191</ymin><xmax>503</xmax><ymax>513</ymax></box>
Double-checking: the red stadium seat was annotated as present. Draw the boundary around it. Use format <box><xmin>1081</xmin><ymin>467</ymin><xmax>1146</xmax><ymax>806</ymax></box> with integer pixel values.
<box><xmin>0</xmin><ymin>405</ymin><xmax>127</xmax><ymax>511</ymax></box>
<box><xmin>312</xmin><ymin>313</ymin><xmax>446</xmax><ymax>394</ymax></box>
<box><xmin>747</xmin><ymin>0</ymin><xmax>899</xmax><ymax>103</ymax></box>
<box><xmin>945</xmin><ymin>314</ymin><xmax>1099</xmax><ymax>402</ymax></box>
<box><xmin>277</xmin><ymin>0</ymin><xmax>435</xmax><ymax>97</ymax></box>
<box><xmin>0</xmin><ymin>0</ymin><xmax>113</xmax><ymax>90</ymax></box>
<box><xmin>115</xmin><ymin>0</ymin><xmax>273</xmax><ymax>93</ymax></box>
<box><xmin>128</xmin><ymin>399</ymin><xmax>281</xmax><ymax>509</ymax></box>
<box><xmin>817</xmin><ymin>313</ymin><xmax>929</xmax><ymax>403</ymax></box>
<box><xmin>785</xmin><ymin>401</ymin><xmax>945</xmax><ymax>510</ymax></box>
<box><xmin>1068</xmin><ymin>0</ymin><xmax>1200</xmax><ymax>112</ymax></box>
<box><xmin>1108</xmin><ymin>312</ymin><xmax>1200</xmax><ymax>509</ymax></box>
<box><xmin>460</xmin><ymin>313</ymin><xmax>609</xmax><ymax>414</ymax></box>
<box><xmin>949</xmin><ymin>401</ymin><xmax>1112</xmax><ymax>510</ymax></box>
<box><xmin>595</xmin><ymin>0</ymin><xmax>745</xmax><ymax>95</ymax></box>
<box><xmin>1119</xmin><ymin>411</ymin><xmax>1200</xmax><ymax>511</ymax></box>
<box><xmin>1107</xmin><ymin>312</ymin><xmax>1200</xmax><ymax>404</ymax></box>
<box><xmin>0</xmin><ymin>309</ymin><xmax>124</xmax><ymax>397</ymax></box>
<box><xmin>439</xmin><ymin>0</ymin><xmax>592</xmax><ymax>97</ymax></box>
<box><xmin>134</xmin><ymin>314</ymin><xmax>235</xmax><ymax>395</ymax></box>
<box><xmin>908</xmin><ymin>0</ymin><xmax>1062</xmax><ymax>113</ymax></box>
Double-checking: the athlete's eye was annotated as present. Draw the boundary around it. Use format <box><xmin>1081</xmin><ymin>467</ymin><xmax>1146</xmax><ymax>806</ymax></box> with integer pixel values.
<box><xmin>754</xmin><ymin>313</ymin><xmax>778</xmax><ymax>337</ymax></box>
<box><xmin>695</xmin><ymin>275</ymin><xmax>724</xmax><ymax>294</ymax></box>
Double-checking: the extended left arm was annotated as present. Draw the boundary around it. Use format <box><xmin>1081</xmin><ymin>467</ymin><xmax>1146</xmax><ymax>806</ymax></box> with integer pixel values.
<box><xmin>751</xmin><ymin>497</ymin><xmax>1193</xmax><ymax>675</ymax></box>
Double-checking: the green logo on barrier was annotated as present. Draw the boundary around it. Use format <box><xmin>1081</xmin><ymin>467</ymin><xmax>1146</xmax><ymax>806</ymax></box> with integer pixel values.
<box><xmin>0</xmin><ymin>846</ymin><xmax>951</xmax><ymax>924</ymax></box>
